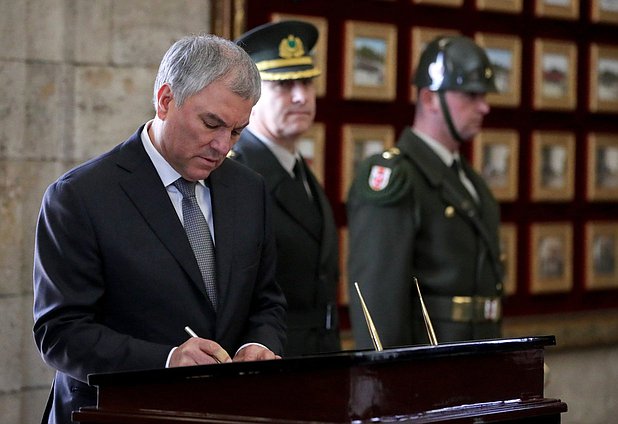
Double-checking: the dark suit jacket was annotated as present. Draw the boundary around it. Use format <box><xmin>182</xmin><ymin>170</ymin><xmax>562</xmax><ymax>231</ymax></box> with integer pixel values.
<box><xmin>33</xmin><ymin>126</ymin><xmax>287</xmax><ymax>424</ymax></box>
<box><xmin>347</xmin><ymin>128</ymin><xmax>503</xmax><ymax>349</ymax></box>
<box><xmin>232</xmin><ymin>130</ymin><xmax>340</xmax><ymax>356</ymax></box>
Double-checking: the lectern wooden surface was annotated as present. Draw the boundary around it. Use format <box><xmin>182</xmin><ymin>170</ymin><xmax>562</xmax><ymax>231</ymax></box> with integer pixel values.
<box><xmin>73</xmin><ymin>336</ymin><xmax>567</xmax><ymax>423</ymax></box>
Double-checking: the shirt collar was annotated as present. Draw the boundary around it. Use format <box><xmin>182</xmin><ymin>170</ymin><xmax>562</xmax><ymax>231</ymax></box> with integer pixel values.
<box><xmin>247</xmin><ymin>129</ymin><xmax>300</xmax><ymax>176</ymax></box>
<box><xmin>411</xmin><ymin>128</ymin><xmax>460</xmax><ymax>167</ymax></box>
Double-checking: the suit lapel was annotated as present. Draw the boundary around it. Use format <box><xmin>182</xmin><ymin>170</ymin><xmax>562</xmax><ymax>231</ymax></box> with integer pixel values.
<box><xmin>115</xmin><ymin>131</ymin><xmax>213</xmax><ymax>305</ymax></box>
<box><xmin>207</xmin><ymin>161</ymin><xmax>235</xmax><ymax>312</ymax></box>
<box><xmin>239</xmin><ymin>136</ymin><xmax>322</xmax><ymax>241</ymax></box>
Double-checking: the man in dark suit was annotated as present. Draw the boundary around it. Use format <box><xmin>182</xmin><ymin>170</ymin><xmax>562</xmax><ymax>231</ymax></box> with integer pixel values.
<box><xmin>33</xmin><ymin>34</ymin><xmax>287</xmax><ymax>424</ymax></box>
<box><xmin>233</xmin><ymin>21</ymin><xmax>341</xmax><ymax>356</ymax></box>
<box><xmin>347</xmin><ymin>36</ymin><xmax>504</xmax><ymax>349</ymax></box>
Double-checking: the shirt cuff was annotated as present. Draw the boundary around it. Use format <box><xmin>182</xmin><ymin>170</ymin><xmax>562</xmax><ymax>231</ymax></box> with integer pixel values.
<box><xmin>235</xmin><ymin>342</ymin><xmax>269</xmax><ymax>356</ymax></box>
<box><xmin>165</xmin><ymin>347</ymin><xmax>177</xmax><ymax>368</ymax></box>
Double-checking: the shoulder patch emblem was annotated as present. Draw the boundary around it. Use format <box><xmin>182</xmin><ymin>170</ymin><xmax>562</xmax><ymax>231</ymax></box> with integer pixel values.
<box><xmin>368</xmin><ymin>165</ymin><xmax>392</xmax><ymax>191</ymax></box>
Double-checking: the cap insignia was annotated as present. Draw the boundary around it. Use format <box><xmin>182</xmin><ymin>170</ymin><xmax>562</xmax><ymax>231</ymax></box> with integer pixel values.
<box><xmin>279</xmin><ymin>35</ymin><xmax>305</xmax><ymax>59</ymax></box>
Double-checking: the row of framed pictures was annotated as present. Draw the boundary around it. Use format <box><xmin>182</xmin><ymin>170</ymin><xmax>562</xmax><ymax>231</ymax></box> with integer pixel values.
<box><xmin>353</xmin><ymin>24</ymin><xmax>618</xmax><ymax>111</ymax></box>
<box><xmin>410</xmin><ymin>0</ymin><xmax>618</xmax><ymax>24</ymax></box>
<box><xmin>337</xmin><ymin>220</ymin><xmax>618</xmax><ymax>306</ymax></box>
<box><xmin>475</xmin><ymin>130</ymin><xmax>618</xmax><ymax>202</ymax></box>
<box><xmin>273</xmin><ymin>13</ymin><xmax>618</xmax><ymax>110</ymax></box>
<box><xmin>500</xmin><ymin>221</ymin><xmax>618</xmax><ymax>295</ymax></box>
<box><xmin>297</xmin><ymin>122</ymin><xmax>618</xmax><ymax>202</ymax></box>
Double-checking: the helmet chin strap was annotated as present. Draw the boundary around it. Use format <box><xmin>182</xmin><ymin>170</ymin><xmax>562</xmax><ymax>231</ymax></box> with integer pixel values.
<box><xmin>438</xmin><ymin>90</ymin><xmax>466</xmax><ymax>143</ymax></box>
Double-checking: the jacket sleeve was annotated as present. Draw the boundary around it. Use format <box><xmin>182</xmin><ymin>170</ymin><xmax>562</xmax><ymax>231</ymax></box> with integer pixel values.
<box><xmin>33</xmin><ymin>179</ymin><xmax>172</xmax><ymax>383</ymax></box>
<box><xmin>346</xmin><ymin>154</ymin><xmax>420</xmax><ymax>349</ymax></box>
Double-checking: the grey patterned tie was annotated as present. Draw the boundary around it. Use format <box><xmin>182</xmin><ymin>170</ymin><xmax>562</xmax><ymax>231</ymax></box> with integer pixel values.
<box><xmin>173</xmin><ymin>178</ymin><xmax>217</xmax><ymax>310</ymax></box>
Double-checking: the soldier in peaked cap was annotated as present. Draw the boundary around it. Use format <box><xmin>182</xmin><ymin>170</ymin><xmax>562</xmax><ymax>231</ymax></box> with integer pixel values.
<box><xmin>232</xmin><ymin>21</ymin><xmax>341</xmax><ymax>356</ymax></box>
<box><xmin>347</xmin><ymin>35</ymin><xmax>504</xmax><ymax>349</ymax></box>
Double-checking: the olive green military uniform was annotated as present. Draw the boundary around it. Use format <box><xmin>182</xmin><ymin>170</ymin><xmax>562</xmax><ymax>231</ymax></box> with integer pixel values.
<box><xmin>347</xmin><ymin>128</ymin><xmax>504</xmax><ymax>349</ymax></box>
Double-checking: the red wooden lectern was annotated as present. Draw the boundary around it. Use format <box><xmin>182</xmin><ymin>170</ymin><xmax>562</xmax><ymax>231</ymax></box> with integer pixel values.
<box><xmin>73</xmin><ymin>336</ymin><xmax>567</xmax><ymax>423</ymax></box>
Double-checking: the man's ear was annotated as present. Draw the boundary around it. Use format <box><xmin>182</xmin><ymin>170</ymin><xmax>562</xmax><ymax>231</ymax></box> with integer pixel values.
<box><xmin>156</xmin><ymin>84</ymin><xmax>173</xmax><ymax>119</ymax></box>
<box><xmin>419</xmin><ymin>88</ymin><xmax>440</xmax><ymax>113</ymax></box>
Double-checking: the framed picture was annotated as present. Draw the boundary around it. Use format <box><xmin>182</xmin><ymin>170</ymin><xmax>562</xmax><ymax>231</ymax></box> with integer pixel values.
<box><xmin>341</xmin><ymin>124</ymin><xmax>396</xmax><ymax>201</ymax></box>
<box><xmin>589</xmin><ymin>43</ymin><xmax>618</xmax><ymax>113</ymax></box>
<box><xmin>410</xmin><ymin>27</ymin><xmax>460</xmax><ymax>102</ymax></box>
<box><xmin>530</xmin><ymin>222</ymin><xmax>573</xmax><ymax>294</ymax></box>
<box><xmin>587</xmin><ymin>132</ymin><xmax>618</xmax><ymax>201</ymax></box>
<box><xmin>585</xmin><ymin>222</ymin><xmax>618</xmax><ymax>290</ymax></box>
<box><xmin>472</xmin><ymin>129</ymin><xmax>519</xmax><ymax>201</ymax></box>
<box><xmin>535</xmin><ymin>0</ymin><xmax>580</xmax><ymax>20</ymax></box>
<box><xmin>344</xmin><ymin>21</ymin><xmax>397</xmax><ymax>101</ymax></box>
<box><xmin>412</xmin><ymin>0</ymin><xmax>463</xmax><ymax>5</ymax></box>
<box><xmin>533</xmin><ymin>39</ymin><xmax>577</xmax><ymax>110</ymax></box>
<box><xmin>476</xmin><ymin>0</ymin><xmax>522</xmax><ymax>13</ymax></box>
<box><xmin>297</xmin><ymin>123</ymin><xmax>325</xmax><ymax>185</ymax></box>
<box><xmin>475</xmin><ymin>33</ymin><xmax>522</xmax><ymax>107</ymax></box>
<box><xmin>530</xmin><ymin>131</ymin><xmax>575</xmax><ymax>201</ymax></box>
<box><xmin>591</xmin><ymin>0</ymin><xmax>618</xmax><ymax>24</ymax></box>
<box><xmin>271</xmin><ymin>13</ymin><xmax>328</xmax><ymax>98</ymax></box>
<box><xmin>499</xmin><ymin>223</ymin><xmax>518</xmax><ymax>296</ymax></box>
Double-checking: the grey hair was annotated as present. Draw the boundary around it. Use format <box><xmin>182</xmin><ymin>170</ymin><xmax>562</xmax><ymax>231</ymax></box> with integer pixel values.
<box><xmin>153</xmin><ymin>34</ymin><xmax>261</xmax><ymax>109</ymax></box>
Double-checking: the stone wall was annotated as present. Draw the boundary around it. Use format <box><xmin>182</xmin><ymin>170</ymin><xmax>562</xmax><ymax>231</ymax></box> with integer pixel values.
<box><xmin>0</xmin><ymin>1</ymin><xmax>211</xmax><ymax>422</ymax></box>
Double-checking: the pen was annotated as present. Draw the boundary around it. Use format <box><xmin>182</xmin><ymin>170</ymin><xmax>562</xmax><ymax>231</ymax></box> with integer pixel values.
<box><xmin>184</xmin><ymin>326</ymin><xmax>198</xmax><ymax>338</ymax></box>
<box><xmin>184</xmin><ymin>326</ymin><xmax>222</xmax><ymax>364</ymax></box>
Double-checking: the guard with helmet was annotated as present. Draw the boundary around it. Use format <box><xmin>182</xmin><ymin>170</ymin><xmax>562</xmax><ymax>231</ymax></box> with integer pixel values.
<box><xmin>347</xmin><ymin>35</ymin><xmax>505</xmax><ymax>348</ymax></box>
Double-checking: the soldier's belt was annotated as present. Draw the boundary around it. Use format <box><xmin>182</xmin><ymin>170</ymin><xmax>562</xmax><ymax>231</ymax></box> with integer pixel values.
<box><xmin>424</xmin><ymin>295</ymin><xmax>502</xmax><ymax>323</ymax></box>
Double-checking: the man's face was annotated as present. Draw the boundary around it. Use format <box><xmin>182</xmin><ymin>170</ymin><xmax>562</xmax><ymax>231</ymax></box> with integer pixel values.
<box><xmin>250</xmin><ymin>79</ymin><xmax>316</xmax><ymax>144</ymax></box>
<box><xmin>443</xmin><ymin>90</ymin><xmax>490</xmax><ymax>141</ymax></box>
<box><xmin>154</xmin><ymin>78</ymin><xmax>253</xmax><ymax>181</ymax></box>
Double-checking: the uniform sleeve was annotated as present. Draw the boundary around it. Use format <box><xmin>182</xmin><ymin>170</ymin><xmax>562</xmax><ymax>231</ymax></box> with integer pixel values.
<box><xmin>346</xmin><ymin>152</ymin><xmax>419</xmax><ymax>349</ymax></box>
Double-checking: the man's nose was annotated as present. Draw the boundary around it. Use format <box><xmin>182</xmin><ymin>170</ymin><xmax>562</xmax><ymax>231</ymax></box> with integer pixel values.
<box><xmin>211</xmin><ymin>131</ymin><xmax>233</xmax><ymax>153</ymax></box>
<box><xmin>291</xmin><ymin>83</ymin><xmax>308</xmax><ymax>103</ymax></box>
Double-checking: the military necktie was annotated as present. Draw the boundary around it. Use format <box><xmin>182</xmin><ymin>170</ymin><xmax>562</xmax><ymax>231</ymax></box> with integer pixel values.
<box><xmin>451</xmin><ymin>158</ymin><xmax>479</xmax><ymax>202</ymax></box>
<box><xmin>293</xmin><ymin>158</ymin><xmax>313</xmax><ymax>201</ymax></box>
<box><xmin>173</xmin><ymin>178</ymin><xmax>217</xmax><ymax>310</ymax></box>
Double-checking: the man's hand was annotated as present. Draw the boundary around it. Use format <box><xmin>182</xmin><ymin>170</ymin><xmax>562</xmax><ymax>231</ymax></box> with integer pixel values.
<box><xmin>233</xmin><ymin>344</ymin><xmax>281</xmax><ymax>362</ymax></box>
<box><xmin>169</xmin><ymin>337</ymin><xmax>231</xmax><ymax>367</ymax></box>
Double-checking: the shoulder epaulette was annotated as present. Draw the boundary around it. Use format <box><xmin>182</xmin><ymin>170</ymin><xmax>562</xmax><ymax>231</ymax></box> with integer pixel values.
<box><xmin>350</xmin><ymin>147</ymin><xmax>413</xmax><ymax>205</ymax></box>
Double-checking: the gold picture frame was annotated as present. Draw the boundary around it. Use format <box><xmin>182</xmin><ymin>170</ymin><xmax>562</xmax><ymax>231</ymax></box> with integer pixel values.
<box><xmin>585</xmin><ymin>222</ymin><xmax>618</xmax><ymax>290</ymax></box>
<box><xmin>410</xmin><ymin>27</ymin><xmax>460</xmax><ymax>102</ymax></box>
<box><xmin>296</xmin><ymin>123</ymin><xmax>325</xmax><ymax>185</ymax></box>
<box><xmin>587</xmin><ymin>132</ymin><xmax>618</xmax><ymax>201</ymax></box>
<box><xmin>412</xmin><ymin>0</ymin><xmax>463</xmax><ymax>5</ymax></box>
<box><xmin>591</xmin><ymin>0</ymin><xmax>618</xmax><ymax>24</ymax></box>
<box><xmin>530</xmin><ymin>131</ymin><xmax>576</xmax><ymax>201</ymax></box>
<box><xmin>530</xmin><ymin>222</ymin><xmax>573</xmax><ymax>294</ymax></box>
<box><xmin>476</xmin><ymin>0</ymin><xmax>522</xmax><ymax>13</ymax></box>
<box><xmin>473</xmin><ymin>129</ymin><xmax>519</xmax><ymax>201</ymax></box>
<box><xmin>475</xmin><ymin>33</ymin><xmax>522</xmax><ymax>107</ymax></box>
<box><xmin>535</xmin><ymin>0</ymin><xmax>580</xmax><ymax>20</ymax></box>
<box><xmin>533</xmin><ymin>39</ymin><xmax>577</xmax><ymax>110</ymax></box>
<box><xmin>499</xmin><ymin>223</ymin><xmax>518</xmax><ymax>296</ymax></box>
<box><xmin>589</xmin><ymin>43</ymin><xmax>618</xmax><ymax>113</ymax></box>
<box><xmin>344</xmin><ymin>21</ymin><xmax>397</xmax><ymax>101</ymax></box>
<box><xmin>271</xmin><ymin>13</ymin><xmax>328</xmax><ymax>98</ymax></box>
<box><xmin>341</xmin><ymin>124</ymin><xmax>396</xmax><ymax>201</ymax></box>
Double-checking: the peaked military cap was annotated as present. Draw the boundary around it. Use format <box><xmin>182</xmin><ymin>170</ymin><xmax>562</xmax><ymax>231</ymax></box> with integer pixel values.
<box><xmin>236</xmin><ymin>20</ymin><xmax>321</xmax><ymax>81</ymax></box>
